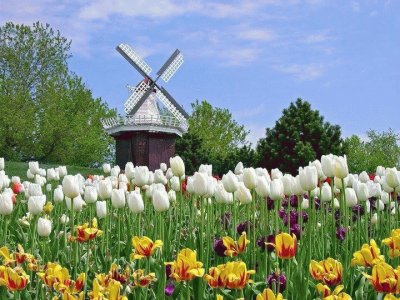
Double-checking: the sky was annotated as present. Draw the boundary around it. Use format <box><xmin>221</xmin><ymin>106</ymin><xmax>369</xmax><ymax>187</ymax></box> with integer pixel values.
<box><xmin>1</xmin><ymin>0</ymin><xmax>399</xmax><ymax>145</ymax></box>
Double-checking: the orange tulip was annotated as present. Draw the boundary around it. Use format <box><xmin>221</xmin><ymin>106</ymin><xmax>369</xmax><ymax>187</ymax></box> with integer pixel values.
<box><xmin>165</xmin><ymin>248</ymin><xmax>204</xmax><ymax>282</ymax></box>
<box><xmin>310</xmin><ymin>258</ymin><xmax>342</xmax><ymax>286</ymax></box>
<box><xmin>268</xmin><ymin>233</ymin><xmax>297</xmax><ymax>259</ymax></box>
<box><xmin>222</xmin><ymin>232</ymin><xmax>249</xmax><ymax>257</ymax></box>
<box><xmin>130</xmin><ymin>236</ymin><xmax>163</xmax><ymax>260</ymax></box>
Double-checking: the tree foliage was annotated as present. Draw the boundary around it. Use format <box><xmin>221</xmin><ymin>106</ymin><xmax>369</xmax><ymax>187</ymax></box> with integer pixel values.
<box><xmin>343</xmin><ymin>129</ymin><xmax>400</xmax><ymax>173</ymax></box>
<box><xmin>176</xmin><ymin>100</ymin><xmax>251</xmax><ymax>175</ymax></box>
<box><xmin>257</xmin><ymin>99</ymin><xmax>343</xmax><ymax>174</ymax></box>
<box><xmin>0</xmin><ymin>22</ymin><xmax>116</xmax><ymax>166</ymax></box>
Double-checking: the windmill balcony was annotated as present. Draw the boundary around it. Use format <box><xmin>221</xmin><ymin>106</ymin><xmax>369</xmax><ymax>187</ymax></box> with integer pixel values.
<box><xmin>101</xmin><ymin>114</ymin><xmax>188</xmax><ymax>137</ymax></box>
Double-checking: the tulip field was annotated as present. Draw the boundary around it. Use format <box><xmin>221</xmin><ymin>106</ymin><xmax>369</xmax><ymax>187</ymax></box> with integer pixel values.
<box><xmin>1</xmin><ymin>156</ymin><xmax>400</xmax><ymax>299</ymax></box>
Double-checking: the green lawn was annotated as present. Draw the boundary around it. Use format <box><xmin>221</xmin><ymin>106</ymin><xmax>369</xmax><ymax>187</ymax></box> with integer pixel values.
<box><xmin>4</xmin><ymin>161</ymin><xmax>103</xmax><ymax>181</ymax></box>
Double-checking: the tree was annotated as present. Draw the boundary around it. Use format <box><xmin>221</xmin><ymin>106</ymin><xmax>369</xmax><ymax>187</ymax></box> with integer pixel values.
<box><xmin>257</xmin><ymin>99</ymin><xmax>343</xmax><ymax>174</ymax></box>
<box><xmin>0</xmin><ymin>22</ymin><xmax>116</xmax><ymax>166</ymax></box>
<box><xmin>176</xmin><ymin>100</ymin><xmax>250</xmax><ymax>175</ymax></box>
<box><xmin>343</xmin><ymin>129</ymin><xmax>400</xmax><ymax>173</ymax></box>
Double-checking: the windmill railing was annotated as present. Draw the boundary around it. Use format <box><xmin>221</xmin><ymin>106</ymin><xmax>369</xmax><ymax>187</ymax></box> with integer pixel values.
<box><xmin>101</xmin><ymin>115</ymin><xmax>188</xmax><ymax>132</ymax></box>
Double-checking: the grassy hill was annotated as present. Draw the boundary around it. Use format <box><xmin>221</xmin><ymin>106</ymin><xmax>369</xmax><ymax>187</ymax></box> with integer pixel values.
<box><xmin>4</xmin><ymin>161</ymin><xmax>103</xmax><ymax>181</ymax></box>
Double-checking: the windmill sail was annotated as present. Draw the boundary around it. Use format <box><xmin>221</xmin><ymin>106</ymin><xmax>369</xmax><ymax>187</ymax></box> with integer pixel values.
<box><xmin>157</xmin><ymin>49</ymin><xmax>184</xmax><ymax>83</ymax></box>
<box><xmin>116</xmin><ymin>44</ymin><xmax>152</xmax><ymax>78</ymax></box>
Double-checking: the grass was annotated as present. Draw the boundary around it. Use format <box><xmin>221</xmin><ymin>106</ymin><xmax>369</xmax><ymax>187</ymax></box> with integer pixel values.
<box><xmin>4</xmin><ymin>161</ymin><xmax>103</xmax><ymax>181</ymax></box>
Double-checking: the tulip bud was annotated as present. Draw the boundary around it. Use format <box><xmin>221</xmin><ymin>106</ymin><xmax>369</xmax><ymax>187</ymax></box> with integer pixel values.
<box><xmin>84</xmin><ymin>186</ymin><xmax>98</xmax><ymax>204</ymax></box>
<box><xmin>234</xmin><ymin>162</ymin><xmax>244</xmax><ymax>175</ymax></box>
<box><xmin>53</xmin><ymin>186</ymin><xmax>64</xmax><ymax>203</ymax></box>
<box><xmin>62</xmin><ymin>175</ymin><xmax>80</xmax><ymax>199</ymax></box>
<box><xmin>103</xmin><ymin>163</ymin><xmax>111</xmax><ymax>174</ymax></box>
<box><xmin>191</xmin><ymin>172</ymin><xmax>208</xmax><ymax>196</ymax></box>
<box><xmin>37</xmin><ymin>217</ymin><xmax>52</xmax><ymax>237</ymax></box>
<box><xmin>170</xmin><ymin>176</ymin><xmax>180</xmax><ymax>192</ymax></box>
<box><xmin>270</xmin><ymin>179</ymin><xmax>284</xmax><ymax>201</ymax></box>
<box><xmin>168</xmin><ymin>190</ymin><xmax>176</xmax><ymax>203</ymax></box>
<box><xmin>234</xmin><ymin>182</ymin><xmax>252</xmax><ymax>204</ymax></box>
<box><xmin>255</xmin><ymin>176</ymin><xmax>270</xmax><ymax>197</ymax></box>
<box><xmin>134</xmin><ymin>166</ymin><xmax>150</xmax><ymax>187</ymax></box>
<box><xmin>356</xmin><ymin>182</ymin><xmax>369</xmax><ymax>202</ymax></box>
<box><xmin>127</xmin><ymin>191</ymin><xmax>144</xmax><ymax>213</ymax></box>
<box><xmin>98</xmin><ymin>179</ymin><xmax>112</xmax><ymax>200</ymax></box>
<box><xmin>345</xmin><ymin>188</ymin><xmax>357</xmax><ymax>207</ymax></box>
<box><xmin>321</xmin><ymin>182</ymin><xmax>332</xmax><ymax>202</ymax></box>
<box><xmin>333</xmin><ymin>155</ymin><xmax>349</xmax><ymax>179</ymax></box>
<box><xmin>321</xmin><ymin>154</ymin><xmax>334</xmax><ymax>178</ymax></box>
<box><xmin>0</xmin><ymin>192</ymin><xmax>13</xmax><ymax>215</ymax></box>
<box><xmin>242</xmin><ymin>168</ymin><xmax>257</xmax><ymax>190</ymax></box>
<box><xmin>170</xmin><ymin>156</ymin><xmax>185</xmax><ymax>177</ymax></box>
<box><xmin>281</xmin><ymin>174</ymin><xmax>293</xmax><ymax>196</ymax></box>
<box><xmin>152</xmin><ymin>189</ymin><xmax>170</xmax><ymax>212</ymax></box>
<box><xmin>125</xmin><ymin>162</ymin><xmax>135</xmax><ymax>180</ymax></box>
<box><xmin>111</xmin><ymin>188</ymin><xmax>126</xmax><ymax>208</ymax></box>
<box><xmin>222</xmin><ymin>171</ymin><xmax>239</xmax><ymax>193</ymax></box>
<box><xmin>96</xmin><ymin>201</ymin><xmax>107</xmax><ymax>219</ymax></box>
<box><xmin>28</xmin><ymin>195</ymin><xmax>46</xmax><ymax>215</ymax></box>
<box><xmin>299</xmin><ymin>166</ymin><xmax>318</xmax><ymax>191</ymax></box>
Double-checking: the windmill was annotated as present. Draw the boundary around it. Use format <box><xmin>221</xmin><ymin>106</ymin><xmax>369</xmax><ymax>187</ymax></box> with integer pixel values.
<box><xmin>101</xmin><ymin>43</ymin><xmax>189</xmax><ymax>170</ymax></box>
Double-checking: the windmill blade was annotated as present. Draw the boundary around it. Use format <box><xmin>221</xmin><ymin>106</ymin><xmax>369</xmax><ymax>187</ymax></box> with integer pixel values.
<box><xmin>157</xmin><ymin>49</ymin><xmax>184</xmax><ymax>82</ymax></box>
<box><xmin>156</xmin><ymin>86</ymin><xmax>189</xmax><ymax>121</ymax></box>
<box><xmin>117</xmin><ymin>44</ymin><xmax>152</xmax><ymax>78</ymax></box>
<box><xmin>124</xmin><ymin>80</ymin><xmax>152</xmax><ymax>114</ymax></box>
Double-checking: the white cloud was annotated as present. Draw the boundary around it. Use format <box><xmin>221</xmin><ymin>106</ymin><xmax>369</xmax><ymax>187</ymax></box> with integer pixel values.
<box><xmin>234</xmin><ymin>104</ymin><xmax>266</xmax><ymax>119</ymax></box>
<box><xmin>304</xmin><ymin>32</ymin><xmax>331</xmax><ymax>43</ymax></box>
<box><xmin>351</xmin><ymin>1</ymin><xmax>361</xmax><ymax>12</ymax></box>
<box><xmin>236</xmin><ymin>27</ymin><xmax>276</xmax><ymax>42</ymax></box>
<box><xmin>275</xmin><ymin>63</ymin><xmax>327</xmax><ymax>80</ymax></box>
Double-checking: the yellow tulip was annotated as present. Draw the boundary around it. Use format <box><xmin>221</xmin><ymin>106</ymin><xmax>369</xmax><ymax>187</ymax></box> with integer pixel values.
<box><xmin>268</xmin><ymin>233</ymin><xmax>297</xmax><ymax>259</ymax></box>
<box><xmin>88</xmin><ymin>278</ymin><xmax>105</xmax><ymax>299</ymax></box>
<box><xmin>256</xmin><ymin>288</ymin><xmax>284</xmax><ymax>300</ymax></box>
<box><xmin>351</xmin><ymin>239</ymin><xmax>384</xmax><ymax>267</ymax></box>
<box><xmin>362</xmin><ymin>262</ymin><xmax>400</xmax><ymax>293</ymax></box>
<box><xmin>382</xmin><ymin>229</ymin><xmax>400</xmax><ymax>258</ymax></box>
<box><xmin>130</xmin><ymin>236</ymin><xmax>163</xmax><ymax>260</ymax></box>
<box><xmin>316</xmin><ymin>284</ymin><xmax>352</xmax><ymax>300</ymax></box>
<box><xmin>44</xmin><ymin>201</ymin><xmax>54</xmax><ymax>214</ymax></box>
<box><xmin>204</xmin><ymin>261</ymin><xmax>255</xmax><ymax>290</ymax></box>
<box><xmin>131</xmin><ymin>269</ymin><xmax>157</xmax><ymax>288</ymax></box>
<box><xmin>222</xmin><ymin>232</ymin><xmax>249</xmax><ymax>257</ymax></box>
<box><xmin>107</xmin><ymin>279</ymin><xmax>128</xmax><ymax>300</ymax></box>
<box><xmin>385</xmin><ymin>294</ymin><xmax>400</xmax><ymax>300</ymax></box>
<box><xmin>74</xmin><ymin>218</ymin><xmax>103</xmax><ymax>243</ymax></box>
<box><xmin>165</xmin><ymin>248</ymin><xmax>204</xmax><ymax>282</ymax></box>
<box><xmin>309</xmin><ymin>258</ymin><xmax>342</xmax><ymax>286</ymax></box>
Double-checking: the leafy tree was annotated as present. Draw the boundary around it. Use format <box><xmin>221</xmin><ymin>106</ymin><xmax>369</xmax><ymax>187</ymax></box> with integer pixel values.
<box><xmin>0</xmin><ymin>22</ymin><xmax>116</xmax><ymax>166</ymax></box>
<box><xmin>257</xmin><ymin>99</ymin><xmax>343</xmax><ymax>174</ymax></box>
<box><xmin>343</xmin><ymin>129</ymin><xmax>400</xmax><ymax>173</ymax></box>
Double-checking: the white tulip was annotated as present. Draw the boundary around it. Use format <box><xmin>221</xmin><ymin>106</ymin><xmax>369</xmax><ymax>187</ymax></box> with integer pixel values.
<box><xmin>367</xmin><ymin>181</ymin><xmax>381</xmax><ymax>198</ymax></box>
<box><xmin>321</xmin><ymin>182</ymin><xmax>332</xmax><ymax>202</ymax></box>
<box><xmin>0</xmin><ymin>158</ymin><xmax>4</xmax><ymax>171</ymax></box>
<box><xmin>242</xmin><ymin>168</ymin><xmax>257</xmax><ymax>190</ymax></box>
<box><xmin>47</xmin><ymin>168</ymin><xmax>58</xmax><ymax>181</ymax></box>
<box><xmin>374</xmin><ymin>176</ymin><xmax>381</xmax><ymax>184</ymax></box>
<box><xmin>111</xmin><ymin>166</ymin><xmax>121</xmax><ymax>177</ymax></box>
<box><xmin>291</xmin><ymin>175</ymin><xmax>304</xmax><ymax>196</ymax></box>
<box><xmin>199</xmin><ymin>164</ymin><xmax>212</xmax><ymax>176</ymax></box>
<box><xmin>111</xmin><ymin>189</ymin><xmax>126</xmax><ymax>208</ymax></box>
<box><xmin>160</xmin><ymin>163</ymin><xmax>167</xmax><ymax>172</ymax></box>
<box><xmin>334</xmin><ymin>198</ymin><xmax>340</xmax><ymax>208</ymax></box>
<box><xmin>98</xmin><ymin>179</ymin><xmax>112</xmax><ymax>200</ymax></box>
<box><xmin>215</xmin><ymin>183</ymin><xmax>232</xmax><ymax>204</ymax></box>
<box><xmin>356</xmin><ymin>182</ymin><xmax>369</xmax><ymax>202</ymax></box>
<box><xmin>191</xmin><ymin>172</ymin><xmax>208</xmax><ymax>196</ymax></box>
<box><xmin>152</xmin><ymin>189</ymin><xmax>170</xmax><ymax>212</ymax></box>
<box><xmin>28</xmin><ymin>195</ymin><xmax>46</xmax><ymax>215</ymax></box>
<box><xmin>333</xmin><ymin>155</ymin><xmax>349</xmax><ymax>179</ymax></box>
<box><xmin>103</xmin><ymin>163</ymin><xmax>111</xmax><ymax>174</ymax></box>
<box><xmin>381</xmin><ymin>191</ymin><xmax>390</xmax><ymax>204</ymax></box>
<box><xmin>186</xmin><ymin>177</ymin><xmax>194</xmax><ymax>194</ymax></box>
<box><xmin>37</xmin><ymin>218</ymin><xmax>52</xmax><ymax>237</ymax></box>
<box><xmin>11</xmin><ymin>176</ymin><xmax>20</xmax><ymax>184</ymax></box>
<box><xmin>134</xmin><ymin>166</ymin><xmax>150</xmax><ymax>187</ymax></box>
<box><xmin>26</xmin><ymin>168</ymin><xmax>34</xmax><ymax>180</ymax></box>
<box><xmin>84</xmin><ymin>186</ymin><xmax>98</xmax><ymax>204</ymax></box>
<box><xmin>381</xmin><ymin>176</ymin><xmax>394</xmax><ymax>193</ymax></box>
<box><xmin>0</xmin><ymin>192</ymin><xmax>13</xmax><ymax>215</ymax></box>
<box><xmin>127</xmin><ymin>191</ymin><xmax>144</xmax><ymax>213</ymax></box>
<box><xmin>376</xmin><ymin>166</ymin><xmax>385</xmax><ymax>177</ymax></box>
<box><xmin>170</xmin><ymin>176</ymin><xmax>180</xmax><ymax>192</ymax></box>
<box><xmin>359</xmin><ymin>171</ymin><xmax>370</xmax><ymax>183</ymax></box>
<box><xmin>301</xmin><ymin>198</ymin><xmax>309</xmax><ymax>209</ymax></box>
<box><xmin>65</xmin><ymin>195</ymin><xmax>85</xmax><ymax>212</ymax></box>
<box><xmin>255</xmin><ymin>176</ymin><xmax>270</xmax><ymax>197</ymax></box>
<box><xmin>222</xmin><ymin>171</ymin><xmax>239</xmax><ymax>193</ymax></box>
<box><xmin>53</xmin><ymin>186</ymin><xmax>64</xmax><ymax>203</ymax></box>
<box><xmin>386</xmin><ymin>168</ymin><xmax>400</xmax><ymax>189</ymax></box>
<box><xmin>46</xmin><ymin>184</ymin><xmax>52</xmax><ymax>192</ymax></box>
<box><xmin>57</xmin><ymin>166</ymin><xmax>67</xmax><ymax>178</ymax></box>
<box><xmin>271</xmin><ymin>168</ymin><xmax>283</xmax><ymax>180</ymax></box>
<box><xmin>60</xmin><ymin>214</ymin><xmax>69</xmax><ymax>224</ymax></box>
<box><xmin>281</xmin><ymin>174</ymin><xmax>293</xmax><ymax>196</ymax></box>
<box><xmin>62</xmin><ymin>175</ymin><xmax>80</xmax><ymax>199</ymax></box>
<box><xmin>321</xmin><ymin>154</ymin><xmax>334</xmax><ymax>178</ymax></box>
<box><xmin>168</xmin><ymin>190</ymin><xmax>176</xmax><ymax>203</ymax></box>
<box><xmin>345</xmin><ymin>188</ymin><xmax>357</xmax><ymax>207</ymax></box>
<box><xmin>234</xmin><ymin>182</ymin><xmax>252</xmax><ymax>204</ymax></box>
<box><xmin>255</xmin><ymin>168</ymin><xmax>271</xmax><ymax>182</ymax></box>
<box><xmin>96</xmin><ymin>201</ymin><xmax>107</xmax><ymax>219</ymax></box>
<box><xmin>125</xmin><ymin>162</ymin><xmax>135</xmax><ymax>180</ymax></box>
<box><xmin>154</xmin><ymin>169</ymin><xmax>167</xmax><ymax>185</ymax></box>
<box><xmin>166</xmin><ymin>168</ymin><xmax>173</xmax><ymax>180</ymax></box>
<box><xmin>29</xmin><ymin>183</ymin><xmax>43</xmax><ymax>197</ymax></box>
<box><xmin>270</xmin><ymin>178</ymin><xmax>284</xmax><ymax>201</ymax></box>
<box><xmin>309</xmin><ymin>160</ymin><xmax>326</xmax><ymax>179</ymax></box>
<box><xmin>29</xmin><ymin>161</ymin><xmax>40</xmax><ymax>175</ymax></box>
<box><xmin>170</xmin><ymin>156</ymin><xmax>185</xmax><ymax>177</ymax></box>
<box><xmin>377</xmin><ymin>200</ymin><xmax>385</xmax><ymax>211</ymax></box>
<box><xmin>118</xmin><ymin>174</ymin><xmax>128</xmax><ymax>184</ymax></box>
<box><xmin>371</xmin><ymin>213</ymin><xmax>378</xmax><ymax>225</ymax></box>
<box><xmin>334</xmin><ymin>176</ymin><xmax>348</xmax><ymax>190</ymax></box>
<box><xmin>234</xmin><ymin>162</ymin><xmax>244</xmax><ymax>175</ymax></box>
<box><xmin>299</xmin><ymin>166</ymin><xmax>318</xmax><ymax>191</ymax></box>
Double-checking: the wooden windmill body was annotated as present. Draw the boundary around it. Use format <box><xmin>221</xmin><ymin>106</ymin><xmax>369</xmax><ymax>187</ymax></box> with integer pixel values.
<box><xmin>101</xmin><ymin>44</ymin><xmax>189</xmax><ymax>170</ymax></box>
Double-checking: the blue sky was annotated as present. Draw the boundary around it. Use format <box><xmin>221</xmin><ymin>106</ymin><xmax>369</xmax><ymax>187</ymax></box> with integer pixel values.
<box><xmin>1</xmin><ymin>0</ymin><xmax>399</xmax><ymax>145</ymax></box>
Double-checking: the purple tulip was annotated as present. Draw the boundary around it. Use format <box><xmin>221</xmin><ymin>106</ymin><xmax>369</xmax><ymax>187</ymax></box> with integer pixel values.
<box><xmin>267</xmin><ymin>197</ymin><xmax>274</xmax><ymax>210</ymax></box>
<box><xmin>236</xmin><ymin>221</ymin><xmax>251</xmax><ymax>235</ymax></box>
<box><xmin>336</xmin><ymin>226</ymin><xmax>346</xmax><ymax>241</ymax></box>
<box><xmin>290</xmin><ymin>223</ymin><xmax>302</xmax><ymax>240</ymax></box>
<box><xmin>165</xmin><ymin>264</ymin><xmax>172</xmax><ymax>279</ymax></box>
<box><xmin>352</xmin><ymin>204</ymin><xmax>364</xmax><ymax>216</ymax></box>
<box><xmin>290</xmin><ymin>195</ymin><xmax>299</xmax><ymax>207</ymax></box>
<box><xmin>267</xmin><ymin>271</ymin><xmax>287</xmax><ymax>293</ymax></box>
<box><xmin>165</xmin><ymin>282</ymin><xmax>175</xmax><ymax>296</ymax></box>
<box><xmin>302</xmin><ymin>211</ymin><xmax>309</xmax><ymax>223</ymax></box>
<box><xmin>213</xmin><ymin>238</ymin><xmax>227</xmax><ymax>257</ymax></box>
<box><xmin>266</xmin><ymin>234</ymin><xmax>276</xmax><ymax>252</ymax></box>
